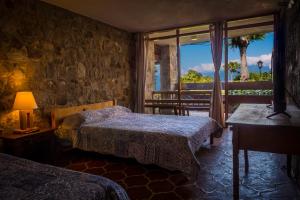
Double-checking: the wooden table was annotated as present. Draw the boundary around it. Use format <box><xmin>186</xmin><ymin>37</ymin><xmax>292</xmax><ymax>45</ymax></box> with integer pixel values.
<box><xmin>226</xmin><ymin>104</ymin><xmax>300</xmax><ymax>200</ymax></box>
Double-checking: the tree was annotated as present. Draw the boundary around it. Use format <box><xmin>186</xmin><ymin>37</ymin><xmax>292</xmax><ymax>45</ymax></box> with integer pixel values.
<box><xmin>181</xmin><ymin>69</ymin><xmax>213</xmax><ymax>83</ymax></box>
<box><xmin>229</xmin><ymin>34</ymin><xmax>265</xmax><ymax>81</ymax></box>
<box><xmin>227</xmin><ymin>61</ymin><xmax>240</xmax><ymax>81</ymax></box>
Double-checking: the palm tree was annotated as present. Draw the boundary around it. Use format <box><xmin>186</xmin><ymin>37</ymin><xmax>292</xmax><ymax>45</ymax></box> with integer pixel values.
<box><xmin>229</xmin><ymin>34</ymin><xmax>265</xmax><ymax>81</ymax></box>
<box><xmin>228</xmin><ymin>61</ymin><xmax>240</xmax><ymax>81</ymax></box>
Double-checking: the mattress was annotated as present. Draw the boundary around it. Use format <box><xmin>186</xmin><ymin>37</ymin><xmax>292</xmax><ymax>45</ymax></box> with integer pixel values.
<box><xmin>56</xmin><ymin>106</ymin><xmax>221</xmax><ymax>175</ymax></box>
<box><xmin>0</xmin><ymin>153</ymin><xmax>129</xmax><ymax>200</ymax></box>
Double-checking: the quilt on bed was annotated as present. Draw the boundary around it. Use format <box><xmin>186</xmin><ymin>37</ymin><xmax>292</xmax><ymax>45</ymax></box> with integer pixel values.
<box><xmin>0</xmin><ymin>153</ymin><xmax>129</xmax><ymax>200</ymax></box>
<box><xmin>56</xmin><ymin>106</ymin><xmax>221</xmax><ymax>175</ymax></box>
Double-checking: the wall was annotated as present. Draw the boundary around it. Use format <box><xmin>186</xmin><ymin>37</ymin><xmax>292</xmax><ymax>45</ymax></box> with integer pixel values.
<box><xmin>0</xmin><ymin>0</ymin><xmax>135</xmax><ymax>128</ymax></box>
<box><xmin>160</xmin><ymin>45</ymin><xmax>178</xmax><ymax>91</ymax></box>
<box><xmin>286</xmin><ymin>1</ymin><xmax>300</xmax><ymax>106</ymax></box>
<box><xmin>144</xmin><ymin>41</ymin><xmax>155</xmax><ymax>100</ymax></box>
<box><xmin>285</xmin><ymin>0</ymin><xmax>300</xmax><ymax>186</ymax></box>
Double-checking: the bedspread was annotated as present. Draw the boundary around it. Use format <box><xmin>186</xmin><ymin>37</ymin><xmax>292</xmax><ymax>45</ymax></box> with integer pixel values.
<box><xmin>0</xmin><ymin>153</ymin><xmax>129</xmax><ymax>200</ymax></box>
<box><xmin>56</xmin><ymin>108</ymin><xmax>221</xmax><ymax>175</ymax></box>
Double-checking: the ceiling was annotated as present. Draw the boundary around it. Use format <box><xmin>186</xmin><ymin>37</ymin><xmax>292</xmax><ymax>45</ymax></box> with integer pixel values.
<box><xmin>151</xmin><ymin>15</ymin><xmax>274</xmax><ymax>45</ymax></box>
<box><xmin>42</xmin><ymin>0</ymin><xmax>282</xmax><ymax>32</ymax></box>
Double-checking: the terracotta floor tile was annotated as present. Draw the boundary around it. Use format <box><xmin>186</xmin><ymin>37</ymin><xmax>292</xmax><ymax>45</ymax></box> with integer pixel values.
<box><xmin>169</xmin><ymin>173</ymin><xmax>190</xmax><ymax>186</ymax></box>
<box><xmin>86</xmin><ymin>160</ymin><xmax>107</xmax><ymax>168</ymax></box>
<box><xmin>116</xmin><ymin>180</ymin><xmax>127</xmax><ymax>189</ymax></box>
<box><xmin>103</xmin><ymin>171</ymin><xmax>126</xmax><ymax>181</ymax></box>
<box><xmin>148</xmin><ymin>180</ymin><xmax>174</xmax><ymax>193</ymax></box>
<box><xmin>124</xmin><ymin>165</ymin><xmax>146</xmax><ymax>176</ymax></box>
<box><xmin>126</xmin><ymin>186</ymin><xmax>152</xmax><ymax>200</ymax></box>
<box><xmin>151</xmin><ymin>192</ymin><xmax>181</xmax><ymax>200</ymax></box>
<box><xmin>57</xmin><ymin>129</ymin><xmax>300</xmax><ymax>199</ymax></box>
<box><xmin>66</xmin><ymin>163</ymin><xmax>86</xmax><ymax>171</ymax></box>
<box><xmin>125</xmin><ymin>175</ymin><xmax>149</xmax><ymax>187</ymax></box>
<box><xmin>104</xmin><ymin>163</ymin><xmax>127</xmax><ymax>171</ymax></box>
<box><xmin>146</xmin><ymin>170</ymin><xmax>169</xmax><ymax>180</ymax></box>
<box><xmin>84</xmin><ymin>167</ymin><xmax>105</xmax><ymax>176</ymax></box>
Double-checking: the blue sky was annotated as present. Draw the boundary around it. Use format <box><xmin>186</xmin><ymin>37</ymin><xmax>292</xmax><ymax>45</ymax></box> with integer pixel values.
<box><xmin>180</xmin><ymin>32</ymin><xmax>274</xmax><ymax>76</ymax></box>
<box><xmin>155</xmin><ymin>32</ymin><xmax>274</xmax><ymax>89</ymax></box>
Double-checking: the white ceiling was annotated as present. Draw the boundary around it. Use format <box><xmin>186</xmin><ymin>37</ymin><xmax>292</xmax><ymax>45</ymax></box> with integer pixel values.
<box><xmin>42</xmin><ymin>0</ymin><xmax>281</xmax><ymax>32</ymax></box>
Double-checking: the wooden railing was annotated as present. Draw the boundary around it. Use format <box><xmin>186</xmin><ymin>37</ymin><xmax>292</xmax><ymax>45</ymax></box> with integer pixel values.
<box><xmin>145</xmin><ymin>81</ymin><xmax>273</xmax><ymax>115</ymax></box>
<box><xmin>152</xmin><ymin>90</ymin><xmax>212</xmax><ymax>100</ymax></box>
<box><xmin>145</xmin><ymin>90</ymin><xmax>212</xmax><ymax>114</ymax></box>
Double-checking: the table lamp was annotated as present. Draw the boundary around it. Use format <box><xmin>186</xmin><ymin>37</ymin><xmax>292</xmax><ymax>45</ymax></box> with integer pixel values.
<box><xmin>13</xmin><ymin>91</ymin><xmax>38</xmax><ymax>130</ymax></box>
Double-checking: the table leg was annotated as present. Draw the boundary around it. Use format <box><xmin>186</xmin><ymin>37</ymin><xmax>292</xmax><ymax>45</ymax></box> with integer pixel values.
<box><xmin>244</xmin><ymin>150</ymin><xmax>249</xmax><ymax>174</ymax></box>
<box><xmin>232</xmin><ymin>127</ymin><xmax>239</xmax><ymax>200</ymax></box>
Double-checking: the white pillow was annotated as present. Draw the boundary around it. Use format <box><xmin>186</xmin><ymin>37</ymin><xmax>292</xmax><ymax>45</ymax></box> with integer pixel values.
<box><xmin>60</xmin><ymin>106</ymin><xmax>132</xmax><ymax>129</ymax></box>
<box><xmin>60</xmin><ymin>113</ymin><xmax>85</xmax><ymax>130</ymax></box>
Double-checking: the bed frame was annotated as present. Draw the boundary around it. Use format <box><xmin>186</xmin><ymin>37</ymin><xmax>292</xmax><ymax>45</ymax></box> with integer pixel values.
<box><xmin>51</xmin><ymin>100</ymin><xmax>117</xmax><ymax>128</ymax></box>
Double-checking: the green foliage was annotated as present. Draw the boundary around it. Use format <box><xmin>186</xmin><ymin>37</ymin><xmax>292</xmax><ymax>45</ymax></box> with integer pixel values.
<box><xmin>229</xmin><ymin>34</ymin><xmax>266</xmax><ymax>49</ymax></box>
<box><xmin>227</xmin><ymin>61</ymin><xmax>240</xmax><ymax>73</ymax></box>
<box><xmin>181</xmin><ymin>69</ymin><xmax>213</xmax><ymax>83</ymax></box>
<box><xmin>229</xmin><ymin>89</ymin><xmax>273</xmax><ymax>96</ymax></box>
<box><xmin>234</xmin><ymin>71</ymin><xmax>272</xmax><ymax>81</ymax></box>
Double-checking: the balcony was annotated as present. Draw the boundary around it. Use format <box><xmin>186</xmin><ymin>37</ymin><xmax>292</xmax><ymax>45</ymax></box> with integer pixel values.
<box><xmin>144</xmin><ymin>81</ymin><xmax>273</xmax><ymax>116</ymax></box>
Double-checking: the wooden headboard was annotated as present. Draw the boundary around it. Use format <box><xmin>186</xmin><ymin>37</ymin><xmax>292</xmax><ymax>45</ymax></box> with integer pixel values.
<box><xmin>51</xmin><ymin>100</ymin><xmax>116</xmax><ymax>128</ymax></box>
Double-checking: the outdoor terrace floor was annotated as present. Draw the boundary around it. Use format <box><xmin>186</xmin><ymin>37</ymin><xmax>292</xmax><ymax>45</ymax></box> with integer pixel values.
<box><xmin>53</xmin><ymin>128</ymin><xmax>300</xmax><ymax>200</ymax></box>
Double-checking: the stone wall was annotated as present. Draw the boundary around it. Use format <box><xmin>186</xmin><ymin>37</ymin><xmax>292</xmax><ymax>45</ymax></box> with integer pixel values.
<box><xmin>160</xmin><ymin>45</ymin><xmax>178</xmax><ymax>91</ymax></box>
<box><xmin>286</xmin><ymin>2</ymin><xmax>300</xmax><ymax>107</ymax></box>
<box><xmin>144</xmin><ymin>41</ymin><xmax>155</xmax><ymax>100</ymax></box>
<box><xmin>0</xmin><ymin>0</ymin><xmax>135</xmax><ymax>128</ymax></box>
<box><xmin>143</xmin><ymin>41</ymin><xmax>155</xmax><ymax>113</ymax></box>
<box><xmin>285</xmin><ymin>0</ymin><xmax>300</xmax><ymax>186</ymax></box>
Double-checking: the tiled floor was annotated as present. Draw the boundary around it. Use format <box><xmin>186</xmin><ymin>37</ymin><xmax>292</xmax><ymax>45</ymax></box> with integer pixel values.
<box><xmin>54</xmin><ymin>129</ymin><xmax>300</xmax><ymax>200</ymax></box>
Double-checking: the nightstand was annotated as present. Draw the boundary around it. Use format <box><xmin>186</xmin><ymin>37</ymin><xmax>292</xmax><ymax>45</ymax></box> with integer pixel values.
<box><xmin>0</xmin><ymin>128</ymin><xmax>56</xmax><ymax>162</ymax></box>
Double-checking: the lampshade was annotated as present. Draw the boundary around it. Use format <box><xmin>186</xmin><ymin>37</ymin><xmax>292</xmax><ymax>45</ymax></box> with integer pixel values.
<box><xmin>13</xmin><ymin>92</ymin><xmax>38</xmax><ymax>110</ymax></box>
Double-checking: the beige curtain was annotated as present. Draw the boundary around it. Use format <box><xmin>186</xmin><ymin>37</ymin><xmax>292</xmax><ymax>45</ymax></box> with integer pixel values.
<box><xmin>209</xmin><ymin>22</ymin><xmax>225</xmax><ymax>128</ymax></box>
<box><xmin>134</xmin><ymin>33</ymin><xmax>147</xmax><ymax>113</ymax></box>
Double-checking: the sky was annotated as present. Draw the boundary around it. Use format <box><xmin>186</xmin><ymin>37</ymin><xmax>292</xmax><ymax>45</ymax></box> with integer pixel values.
<box><xmin>180</xmin><ymin>32</ymin><xmax>274</xmax><ymax>77</ymax></box>
<box><xmin>155</xmin><ymin>32</ymin><xmax>274</xmax><ymax>90</ymax></box>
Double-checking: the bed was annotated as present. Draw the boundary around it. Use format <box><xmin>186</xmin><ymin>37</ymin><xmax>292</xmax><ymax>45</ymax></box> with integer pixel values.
<box><xmin>53</xmin><ymin>100</ymin><xmax>222</xmax><ymax>175</ymax></box>
<box><xmin>0</xmin><ymin>153</ymin><xmax>129</xmax><ymax>200</ymax></box>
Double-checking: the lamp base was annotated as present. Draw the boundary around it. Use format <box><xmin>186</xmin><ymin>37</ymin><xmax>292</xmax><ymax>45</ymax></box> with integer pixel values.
<box><xmin>19</xmin><ymin>110</ymin><xmax>33</xmax><ymax>130</ymax></box>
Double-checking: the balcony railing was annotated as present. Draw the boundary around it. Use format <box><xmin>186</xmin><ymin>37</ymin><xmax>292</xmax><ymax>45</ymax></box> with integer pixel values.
<box><xmin>145</xmin><ymin>81</ymin><xmax>273</xmax><ymax>115</ymax></box>
<box><xmin>227</xmin><ymin>81</ymin><xmax>273</xmax><ymax>104</ymax></box>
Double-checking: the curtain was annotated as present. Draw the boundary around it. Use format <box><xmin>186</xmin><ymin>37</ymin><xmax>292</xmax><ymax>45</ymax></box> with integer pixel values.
<box><xmin>134</xmin><ymin>33</ymin><xmax>147</xmax><ymax>113</ymax></box>
<box><xmin>209</xmin><ymin>22</ymin><xmax>225</xmax><ymax>128</ymax></box>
